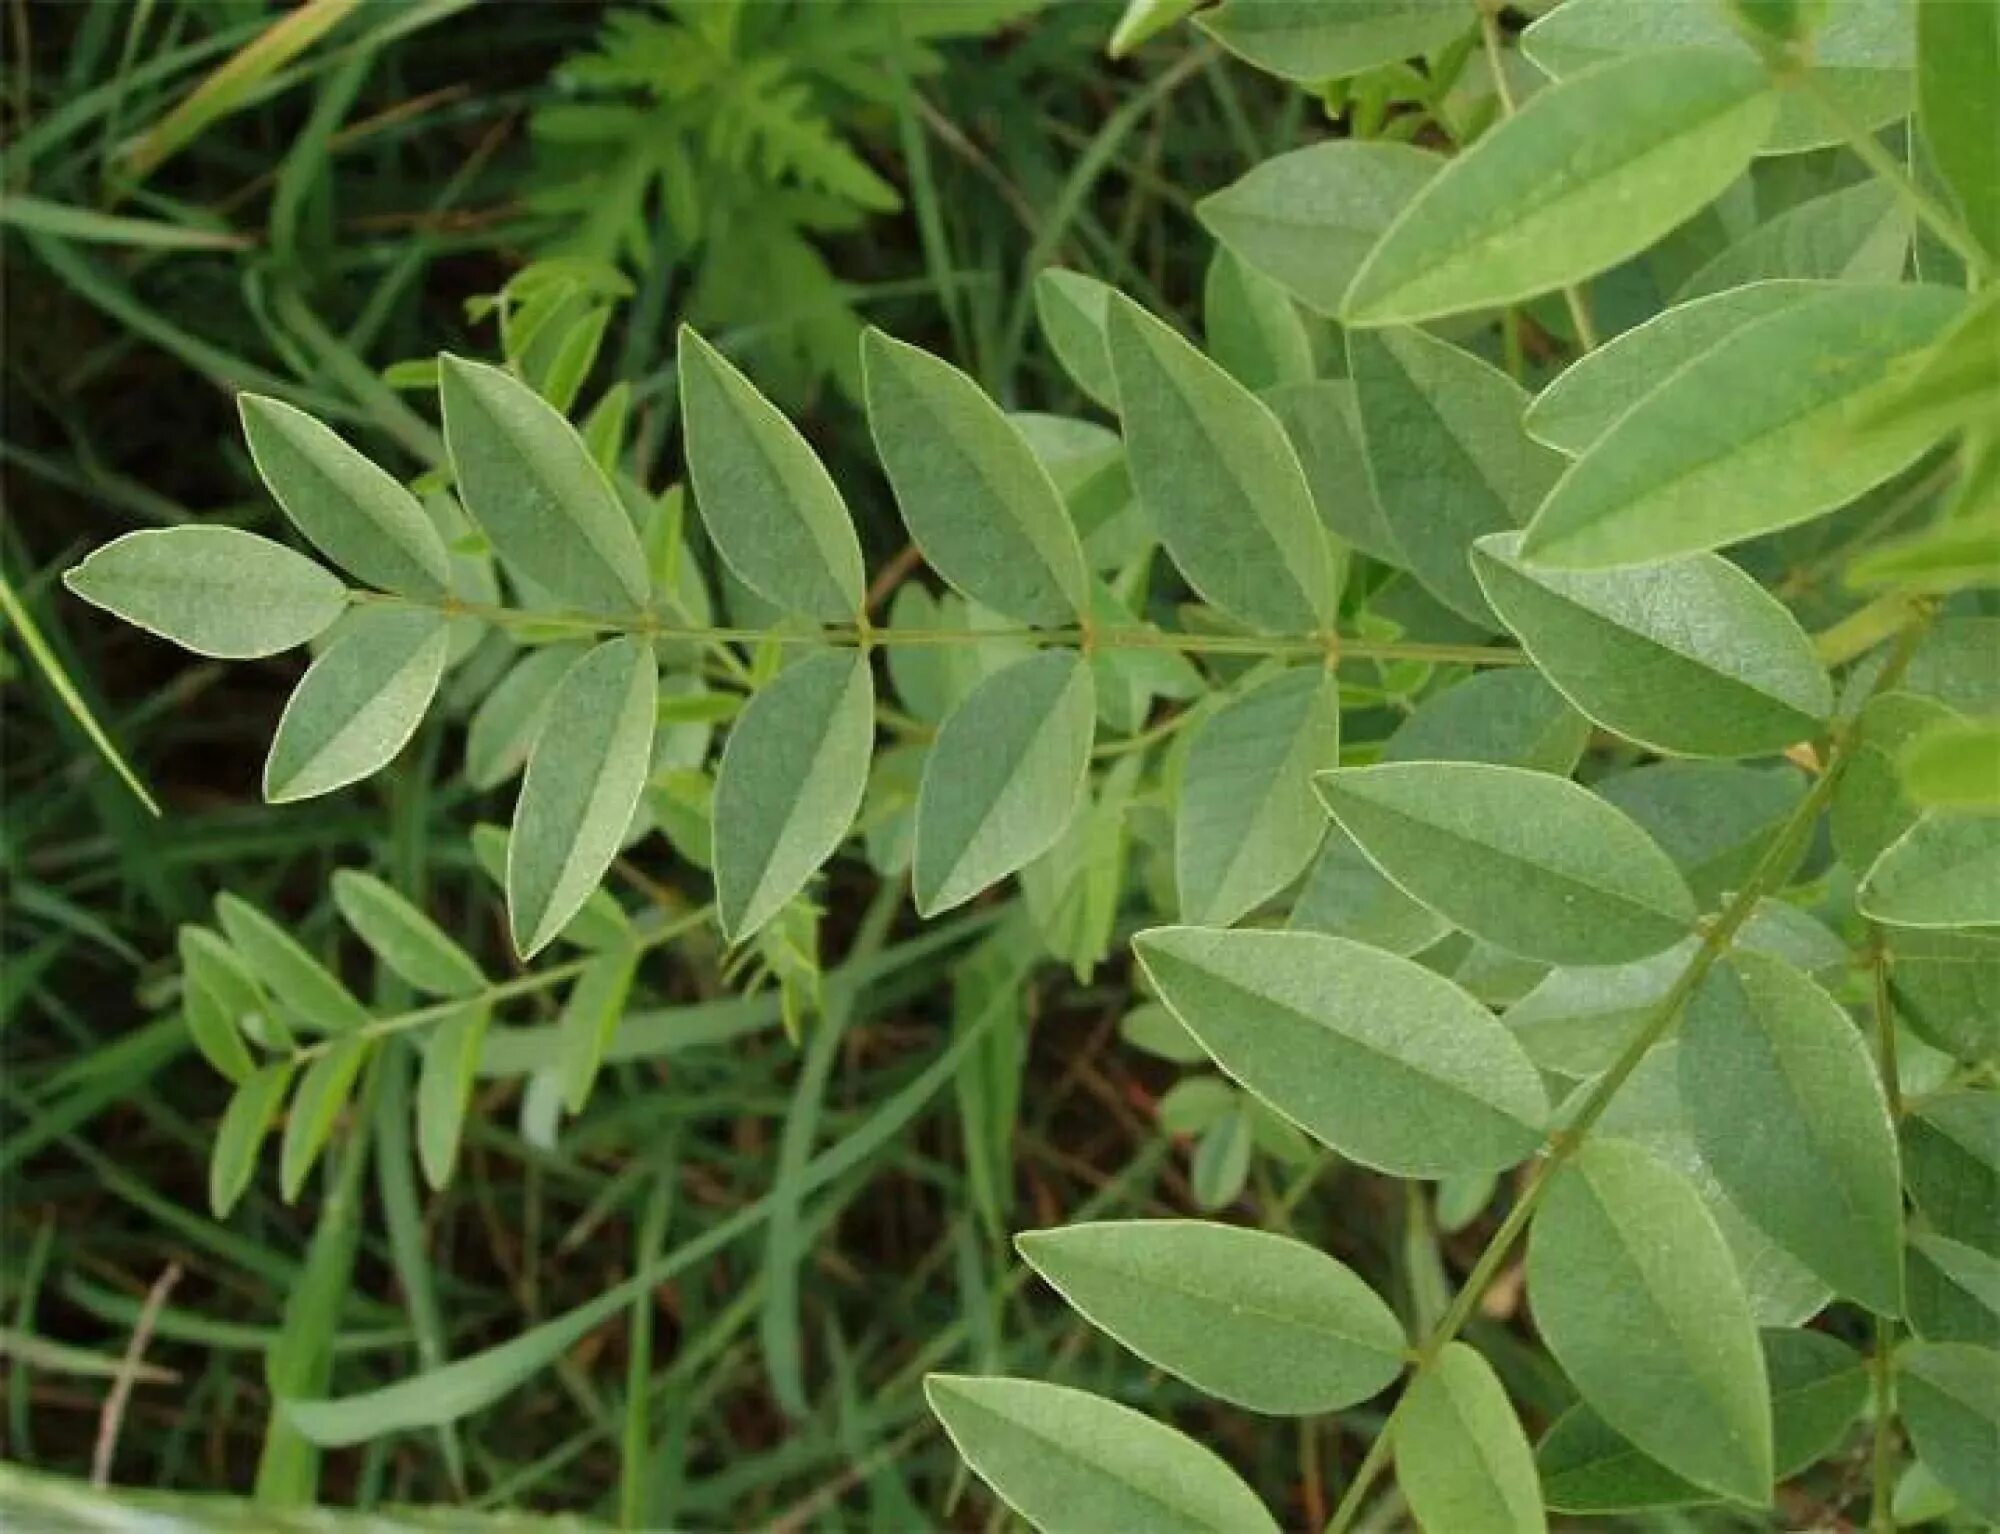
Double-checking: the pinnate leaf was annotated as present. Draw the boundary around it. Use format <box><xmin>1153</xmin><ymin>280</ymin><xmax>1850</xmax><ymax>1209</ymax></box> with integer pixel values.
<box><xmin>507</xmin><ymin>637</ymin><xmax>657</xmax><ymax>958</ymax></box>
<box><xmin>1317</xmin><ymin>762</ymin><xmax>1697</xmax><ymax>966</ymax></box>
<box><xmin>1017</xmin><ymin>1220</ymin><xmax>1405</xmax><ymax>1416</ymax></box>
<box><xmin>863</xmin><ymin>329</ymin><xmax>1088</xmax><ymax>626</ymax></box>
<box><xmin>64</xmin><ymin>526</ymin><xmax>346</xmax><ymax>659</ymax></box>
<box><xmin>924</xmin><ymin>1374</ymin><xmax>1280</xmax><ymax>1534</ymax></box>
<box><xmin>913</xmin><ymin>649</ymin><xmax>1095</xmax><ymax>916</ymax></box>
<box><xmin>678</xmin><ymin>326</ymin><xmax>865</xmax><ymax>621</ymax></box>
<box><xmin>1528</xmin><ymin>1139</ymin><xmax>1773</xmax><ymax>1505</ymax></box>
<box><xmin>263</xmin><ymin>608</ymin><xmax>448</xmax><ymax>803</ymax></box>
<box><xmin>239</xmin><ymin>394</ymin><xmax>451</xmax><ymax>597</ymax></box>
<box><xmin>1342</xmin><ymin>50</ymin><xmax>1775</xmax><ymax>326</ymax></box>
<box><xmin>439</xmin><ymin>354</ymin><xmax>648</xmax><ymax>614</ymax></box>
<box><xmin>713</xmin><ymin>649</ymin><xmax>874</xmax><ymax>941</ymax></box>
<box><xmin>1133</xmin><ymin>927</ymin><xmax>1548</xmax><ymax>1177</ymax></box>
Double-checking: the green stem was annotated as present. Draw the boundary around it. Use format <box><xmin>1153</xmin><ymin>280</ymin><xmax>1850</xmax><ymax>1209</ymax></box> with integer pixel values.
<box><xmin>347</xmin><ymin>589</ymin><xmax>1526</xmax><ymax>670</ymax></box>
<box><xmin>1324</xmin><ymin>610</ymin><xmax>1935</xmax><ymax>1534</ymax></box>
<box><xmin>285</xmin><ymin>904</ymin><xmax>714</xmax><ymax>1065</ymax></box>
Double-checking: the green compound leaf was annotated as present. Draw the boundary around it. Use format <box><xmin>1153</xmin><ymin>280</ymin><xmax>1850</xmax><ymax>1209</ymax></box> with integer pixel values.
<box><xmin>1520</xmin><ymin>285</ymin><xmax>1967</xmax><ymax>568</ymax></box>
<box><xmin>1351</xmin><ymin>327</ymin><xmax>1562</xmax><ymax>624</ymax></box>
<box><xmin>1473</xmin><ymin>532</ymin><xmax>1831</xmax><ymax>758</ymax></box>
<box><xmin>1342</xmin><ymin>50</ymin><xmax>1774</xmax><ymax>326</ymax></box>
<box><xmin>1176</xmin><ymin>667</ymin><xmax>1340</xmax><ymax>927</ymax></box>
<box><xmin>1316</xmin><ymin>762</ymin><xmax>1697</xmax><ymax>967</ymax></box>
<box><xmin>924</xmin><ymin>1374</ymin><xmax>1280</xmax><ymax>1534</ymax></box>
<box><xmin>1676</xmin><ymin>181</ymin><xmax>1907</xmax><ymax>301</ymax></box>
<box><xmin>1017</xmin><ymin>1220</ymin><xmax>1406</xmax><ymax>1416</ymax></box>
<box><xmin>64</xmin><ymin>525</ymin><xmax>346</xmax><ymax>660</ymax></box>
<box><xmin>1899</xmin><ymin>1342</ymin><xmax>2000</xmax><ymax>1524</ymax></box>
<box><xmin>1858</xmin><ymin>813</ymin><xmax>2000</xmax><ymax>929</ymax></box>
<box><xmin>239</xmin><ymin>394</ymin><xmax>451</xmax><ymax>597</ymax></box>
<box><xmin>331</xmin><ymin>870</ymin><xmax>485</xmax><ymax>999</ymax></box>
<box><xmin>713</xmin><ymin>649</ymin><xmax>874</xmax><ymax>942</ymax></box>
<box><xmin>863</xmin><ymin>329</ymin><xmax>1089</xmax><ymax>627</ymax></box>
<box><xmin>1196</xmin><ymin>141</ymin><xmax>1442</xmax><ymax>316</ymax></box>
<box><xmin>678</xmin><ymin>326</ymin><xmax>866</xmax><ymax>622</ymax></box>
<box><xmin>913</xmin><ymin>648</ymin><xmax>1095</xmax><ymax>917</ymax></box>
<box><xmin>438</xmin><ymin>354</ymin><xmax>648</xmax><ymax>615</ymax></box>
<box><xmin>263</xmin><ymin>608</ymin><xmax>448</xmax><ymax>804</ymax></box>
<box><xmin>1197</xmin><ymin>0</ymin><xmax>1471</xmax><ymax>84</ymax></box>
<box><xmin>1397</xmin><ymin>1343</ymin><xmax>1546</xmax><ymax>1534</ymax></box>
<box><xmin>1105</xmin><ymin>295</ymin><xmax>1333</xmax><ymax>634</ymax></box>
<box><xmin>507</xmin><ymin>637</ymin><xmax>657</xmax><ymax>959</ymax></box>
<box><xmin>1133</xmin><ymin>926</ymin><xmax>1548</xmax><ymax>1178</ymax></box>
<box><xmin>1524</xmin><ymin>282</ymin><xmax>1828</xmax><ymax>456</ymax></box>
<box><xmin>1681</xmin><ymin>951</ymin><xmax>1903</xmax><ymax>1315</ymax></box>
<box><xmin>1528</xmin><ymin>1139</ymin><xmax>1773</xmax><ymax>1506</ymax></box>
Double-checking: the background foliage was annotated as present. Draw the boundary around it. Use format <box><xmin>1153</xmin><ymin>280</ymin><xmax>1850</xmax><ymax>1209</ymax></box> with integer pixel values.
<box><xmin>5</xmin><ymin>1</ymin><xmax>1998</xmax><ymax>1531</ymax></box>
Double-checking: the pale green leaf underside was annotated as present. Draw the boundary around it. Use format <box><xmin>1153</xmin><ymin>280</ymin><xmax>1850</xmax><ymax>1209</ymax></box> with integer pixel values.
<box><xmin>1196</xmin><ymin>0</ymin><xmax>1471</xmax><ymax>85</ymax></box>
<box><xmin>1858</xmin><ymin>813</ymin><xmax>2000</xmax><ymax>929</ymax></box>
<box><xmin>1134</xmin><ymin>926</ymin><xmax>1548</xmax><ymax>1177</ymax></box>
<box><xmin>1524</xmin><ymin>282</ymin><xmax>1829</xmax><ymax>457</ymax></box>
<box><xmin>1397</xmin><ymin>1343</ymin><xmax>1547</xmax><ymax>1534</ymax></box>
<box><xmin>65</xmin><ymin>526</ymin><xmax>346</xmax><ymax>660</ymax></box>
<box><xmin>713</xmin><ymin>649</ymin><xmax>874</xmax><ymax>941</ymax></box>
<box><xmin>439</xmin><ymin>354</ymin><xmax>648</xmax><ymax>615</ymax></box>
<box><xmin>1343</xmin><ymin>50</ymin><xmax>1775</xmax><ymax>325</ymax></box>
<box><xmin>1196</xmin><ymin>140</ymin><xmax>1442</xmax><ymax>316</ymax></box>
<box><xmin>678</xmin><ymin>326</ymin><xmax>864</xmax><ymax>621</ymax></box>
<box><xmin>263</xmin><ymin>607</ymin><xmax>448</xmax><ymax>804</ymax></box>
<box><xmin>1681</xmin><ymin>951</ymin><xmax>1904</xmax><ymax>1315</ymax></box>
<box><xmin>1521</xmin><ymin>285</ymin><xmax>1967</xmax><ymax>568</ymax></box>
